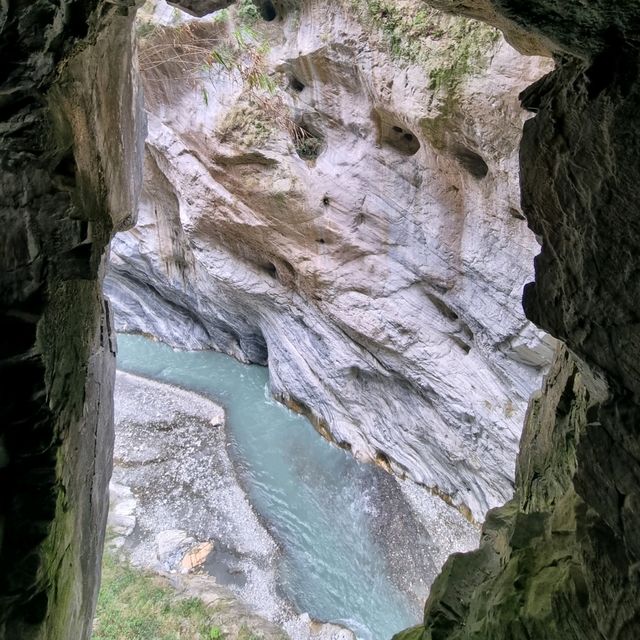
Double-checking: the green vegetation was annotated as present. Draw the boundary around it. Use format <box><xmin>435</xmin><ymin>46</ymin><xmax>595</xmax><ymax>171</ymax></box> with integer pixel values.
<box><xmin>350</xmin><ymin>0</ymin><xmax>500</xmax><ymax>92</ymax></box>
<box><xmin>355</xmin><ymin>0</ymin><xmax>445</xmax><ymax>61</ymax></box>
<box><xmin>294</xmin><ymin>130</ymin><xmax>323</xmax><ymax>160</ymax></box>
<box><xmin>218</xmin><ymin>98</ymin><xmax>274</xmax><ymax>146</ymax></box>
<box><xmin>137</xmin><ymin>17</ymin><xmax>276</xmax><ymax>94</ymax></box>
<box><xmin>236</xmin><ymin>0</ymin><xmax>261</xmax><ymax>24</ymax></box>
<box><xmin>427</xmin><ymin>19</ymin><xmax>501</xmax><ymax>92</ymax></box>
<box><xmin>237</xmin><ymin>625</ymin><xmax>265</xmax><ymax>640</ymax></box>
<box><xmin>92</xmin><ymin>552</ymin><xmax>253</xmax><ymax>640</ymax></box>
<box><xmin>136</xmin><ymin>0</ymin><xmax>277</xmax><ymax>94</ymax></box>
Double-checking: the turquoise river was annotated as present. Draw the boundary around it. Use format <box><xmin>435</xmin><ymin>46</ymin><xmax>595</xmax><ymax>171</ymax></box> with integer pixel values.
<box><xmin>117</xmin><ymin>334</ymin><xmax>442</xmax><ymax>640</ymax></box>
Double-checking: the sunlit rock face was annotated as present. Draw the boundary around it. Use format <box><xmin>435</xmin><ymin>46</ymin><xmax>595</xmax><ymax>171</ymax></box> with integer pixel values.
<box><xmin>400</xmin><ymin>5</ymin><xmax>640</xmax><ymax>640</ymax></box>
<box><xmin>105</xmin><ymin>0</ymin><xmax>553</xmax><ymax>520</ymax></box>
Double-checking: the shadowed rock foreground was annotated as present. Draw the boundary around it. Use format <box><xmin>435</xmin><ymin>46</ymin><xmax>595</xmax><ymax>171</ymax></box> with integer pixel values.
<box><xmin>3</xmin><ymin>0</ymin><xmax>640</xmax><ymax>639</ymax></box>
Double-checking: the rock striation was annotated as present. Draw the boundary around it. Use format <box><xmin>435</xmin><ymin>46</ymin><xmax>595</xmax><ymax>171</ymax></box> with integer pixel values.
<box><xmin>395</xmin><ymin>3</ymin><xmax>640</xmax><ymax>640</ymax></box>
<box><xmin>105</xmin><ymin>0</ymin><xmax>553</xmax><ymax>521</ymax></box>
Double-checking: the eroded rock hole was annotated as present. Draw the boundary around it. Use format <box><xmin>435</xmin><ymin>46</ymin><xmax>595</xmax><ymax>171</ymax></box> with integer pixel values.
<box><xmin>375</xmin><ymin>450</ymin><xmax>392</xmax><ymax>471</ymax></box>
<box><xmin>426</xmin><ymin>293</ymin><xmax>459</xmax><ymax>321</ymax></box>
<box><xmin>377</xmin><ymin>118</ymin><xmax>421</xmax><ymax>156</ymax></box>
<box><xmin>289</xmin><ymin>76</ymin><xmax>305</xmax><ymax>92</ymax></box>
<box><xmin>452</xmin><ymin>145</ymin><xmax>489</xmax><ymax>179</ymax></box>
<box><xmin>293</xmin><ymin>124</ymin><xmax>324</xmax><ymax>161</ymax></box>
<box><xmin>263</xmin><ymin>262</ymin><xmax>277</xmax><ymax>278</ymax></box>
<box><xmin>257</xmin><ymin>0</ymin><xmax>277</xmax><ymax>21</ymax></box>
<box><xmin>451</xmin><ymin>336</ymin><xmax>471</xmax><ymax>354</ymax></box>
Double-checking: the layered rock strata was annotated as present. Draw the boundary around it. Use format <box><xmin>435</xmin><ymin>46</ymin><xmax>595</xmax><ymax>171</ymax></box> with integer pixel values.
<box><xmin>105</xmin><ymin>0</ymin><xmax>553</xmax><ymax>521</ymax></box>
<box><xmin>396</xmin><ymin>3</ymin><xmax>640</xmax><ymax>639</ymax></box>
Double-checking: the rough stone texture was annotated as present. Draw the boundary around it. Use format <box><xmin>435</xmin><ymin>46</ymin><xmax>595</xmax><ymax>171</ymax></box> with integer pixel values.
<box><xmin>0</xmin><ymin>1</ymin><xmax>144</xmax><ymax>638</ymax></box>
<box><xmin>5</xmin><ymin>0</ymin><xmax>640</xmax><ymax>638</ymax></box>
<box><xmin>105</xmin><ymin>0</ymin><xmax>553</xmax><ymax>521</ymax></box>
<box><xmin>407</xmin><ymin>347</ymin><xmax>610</xmax><ymax>639</ymax></box>
<box><xmin>167</xmin><ymin>0</ymin><xmax>236</xmax><ymax>17</ymax></box>
<box><xmin>422</xmin><ymin>0</ymin><xmax>640</xmax><ymax>58</ymax></box>
<box><xmin>395</xmin><ymin>5</ymin><xmax>640</xmax><ymax>640</ymax></box>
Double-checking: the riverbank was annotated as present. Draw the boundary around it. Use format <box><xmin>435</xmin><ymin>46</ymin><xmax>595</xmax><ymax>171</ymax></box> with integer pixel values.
<box><xmin>111</xmin><ymin>335</ymin><xmax>480</xmax><ymax>639</ymax></box>
<box><xmin>94</xmin><ymin>549</ymin><xmax>285</xmax><ymax>640</ymax></box>
<box><xmin>109</xmin><ymin>371</ymin><xmax>354</xmax><ymax>640</ymax></box>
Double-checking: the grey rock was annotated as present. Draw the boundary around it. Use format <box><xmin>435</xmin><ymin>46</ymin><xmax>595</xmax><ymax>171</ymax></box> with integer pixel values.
<box><xmin>106</xmin><ymin>0</ymin><xmax>553</xmax><ymax>520</ymax></box>
<box><xmin>167</xmin><ymin>0</ymin><xmax>236</xmax><ymax>17</ymax></box>
<box><xmin>0</xmin><ymin>1</ymin><xmax>143</xmax><ymax>638</ymax></box>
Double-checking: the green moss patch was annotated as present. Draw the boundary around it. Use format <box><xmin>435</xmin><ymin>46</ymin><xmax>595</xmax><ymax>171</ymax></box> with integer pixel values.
<box><xmin>349</xmin><ymin>0</ymin><xmax>500</xmax><ymax>93</ymax></box>
<box><xmin>93</xmin><ymin>553</ymin><xmax>262</xmax><ymax>640</ymax></box>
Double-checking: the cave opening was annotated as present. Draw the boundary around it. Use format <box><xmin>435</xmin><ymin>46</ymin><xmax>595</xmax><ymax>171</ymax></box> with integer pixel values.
<box><xmin>5</xmin><ymin>0</ymin><xmax>640</xmax><ymax>639</ymax></box>
<box><xmin>257</xmin><ymin>0</ymin><xmax>277</xmax><ymax>21</ymax></box>
<box><xmin>452</xmin><ymin>144</ymin><xmax>489</xmax><ymax>179</ymax></box>
<box><xmin>375</xmin><ymin>115</ymin><xmax>422</xmax><ymax>155</ymax></box>
<box><xmin>289</xmin><ymin>75</ymin><xmax>306</xmax><ymax>92</ymax></box>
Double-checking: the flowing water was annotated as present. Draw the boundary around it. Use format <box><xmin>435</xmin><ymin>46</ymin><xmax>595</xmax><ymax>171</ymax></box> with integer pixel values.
<box><xmin>116</xmin><ymin>334</ymin><xmax>421</xmax><ymax>640</ymax></box>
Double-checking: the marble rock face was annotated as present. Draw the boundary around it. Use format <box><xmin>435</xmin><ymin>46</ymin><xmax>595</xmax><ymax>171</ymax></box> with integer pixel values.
<box><xmin>106</xmin><ymin>0</ymin><xmax>554</xmax><ymax>520</ymax></box>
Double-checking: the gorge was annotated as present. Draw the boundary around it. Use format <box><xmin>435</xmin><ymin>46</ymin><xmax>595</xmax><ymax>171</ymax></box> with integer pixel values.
<box><xmin>111</xmin><ymin>334</ymin><xmax>477</xmax><ymax>640</ymax></box>
<box><xmin>3</xmin><ymin>0</ymin><xmax>640</xmax><ymax>639</ymax></box>
<box><xmin>105</xmin><ymin>0</ymin><xmax>553</xmax><ymax>523</ymax></box>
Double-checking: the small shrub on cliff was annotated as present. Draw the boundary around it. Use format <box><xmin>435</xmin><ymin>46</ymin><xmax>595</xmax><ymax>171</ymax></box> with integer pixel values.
<box><xmin>237</xmin><ymin>0</ymin><xmax>261</xmax><ymax>24</ymax></box>
<box><xmin>349</xmin><ymin>0</ymin><xmax>500</xmax><ymax>92</ymax></box>
<box><xmin>136</xmin><ymin>2</ymin><xmax>320</xmax><ymax>153</ymax></box>
<box><xmin>360</xmin><ymin>0</ymin><xmax>444</xmax><ymax>59</ymax></box>
<box><xmin>294</xmin><ymin>128</ymin><xmax>323</xmax><ymax>160</ymax></box>
<box><xmin>218</xmin><ymin>98</ymin><xmax>273</xmax><ymax>146</ymax></box>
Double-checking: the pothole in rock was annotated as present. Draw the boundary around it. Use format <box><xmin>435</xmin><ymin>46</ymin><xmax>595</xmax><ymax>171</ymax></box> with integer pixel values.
<box><xmin>452</xmin><ymin>144</ymin><xmax>489</xmax><ymax>179</ymax></box>
<box><xmin>289</xmin><ymin>75</ymin><xmax>305</xmax><ymax>92</ymax></box>
<box><xmin>375</xmin><ymin>113</ymin><xmax>421</xmax><ymax>156</ymax></box>
<box><xmin>257</xmin><ymin>0</ymin><xmax>277</xmax><ymax>21</ymax></box>
<box><xmin>293</xmin><ymin>124</ymin><xmax>324</xmax><ymax>161</ymax></box>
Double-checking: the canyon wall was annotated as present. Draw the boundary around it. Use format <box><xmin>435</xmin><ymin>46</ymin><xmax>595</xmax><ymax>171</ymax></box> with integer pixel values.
<box><xmin>397</xmin><ymin>2</ymin><xmax>640</xmax><ymax>639</ymax></box>
<box><xmin>5</xmin><ymin>1</ymin><xmax>640</xmax><ymax>639</ymax></box>
<box><xmin>105</xmin><ymin>0</ymin><xmax>553</xmax><ymax>520</ymax></box>
<box><xmin>0</xmin><ymin>1</ymin><xmax>144</xmax><ymax>638</ymax></box>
